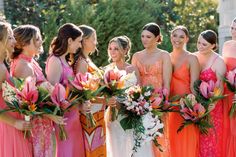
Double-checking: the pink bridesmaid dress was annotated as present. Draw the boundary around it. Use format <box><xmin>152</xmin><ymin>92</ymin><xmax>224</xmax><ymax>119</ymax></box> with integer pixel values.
<box><xmin>0</xmin><ymin>70</ymin><xmax>33</xmax><ymax>157</ymax></box>
<box><xmin>10</xmin><ymin>53</ymin><xmax>54</xmax><ymax>157</ymax></box>
<box><xmin>136</xmin><ymin>59</ymin><xmax>171</xmax><ymax>157</ymax></box>
<box><xmin>46</xmin><ymin>55</ymin><xmax>85</xmax><ymax>157</ymax></box>
<box><xmin>199</xmin><ymin>56</ymin><xmax>223</xmax><ymax>157</ymax></box>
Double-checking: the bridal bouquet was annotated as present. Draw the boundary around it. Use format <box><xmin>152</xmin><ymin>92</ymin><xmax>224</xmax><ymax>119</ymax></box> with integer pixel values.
<box><xmin>177</xmin><ymin>94</ymin><xmax>212</xmax><ymax>134</ymax></box>
<box><xmin>102</xmin><ymin>68</ymin><xmax>128</xmax><ymax>121</ymax></box>
<box><xmin>224</xmin><ymin>69</ymin><xmax>236</xmax><ymax>117</ymax></box>
<box><xmin>69</xmin><ymin>72</ymin><xmax>104</xmax><ymax>128</ymax></box>
<box><xmin>117</xmin><ymin>85</ymin><xmax>163</xmax><ymax>153</ymax></box>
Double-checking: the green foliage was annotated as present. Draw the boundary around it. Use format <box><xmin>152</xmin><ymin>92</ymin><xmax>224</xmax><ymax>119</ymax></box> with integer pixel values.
<box><xmin>4</xmin><ymin>0</ymin><xmax>218</xmax><ymax>67</ymax></box>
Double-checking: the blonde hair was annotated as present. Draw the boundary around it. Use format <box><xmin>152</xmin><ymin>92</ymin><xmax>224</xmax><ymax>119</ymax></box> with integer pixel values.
<box><xmin>108</xmin><ymin>35</ymin><xmax>131</xmax><ymax>62</ymax></box>
<box><xmin>0</xmin><ymin>21</ymin><xmax>11</xmax><ymax>58</ymax></box>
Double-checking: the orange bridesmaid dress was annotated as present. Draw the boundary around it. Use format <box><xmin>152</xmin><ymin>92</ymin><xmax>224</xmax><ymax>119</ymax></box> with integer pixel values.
<box><xmin>169</xmin><ymin>61</ymin><xmax>199</xmax><ymax>157</ymax></box>
<box><xmin>136</xmin><ymin>59</ymin><xmax>171</xmax><ymax>157</ymax></box>
<box><xmin>223</xmin><ymin>57</ymin><xmax>236</xmax><ymax>157</ymax></box>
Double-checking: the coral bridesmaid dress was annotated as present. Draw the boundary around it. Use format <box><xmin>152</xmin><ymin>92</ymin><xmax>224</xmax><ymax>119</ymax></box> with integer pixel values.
<box><xmin>136</xmin><ymin>59</ymin><xmax>171</xmax><ymax>157</ymax></box>
<box><xmin>223</xmin><ymin>57</ymin><xmax>236</xmax><ymax>157</ymax></box>
<box><xmin>169</xmin><ymin>61</ymin><xmax>199</xmax><ymax>157</ymax></box>
<box><xmin>198</xmin><ymin>57</ymin><xmax>223</xmax><ymax>157</ymax></box>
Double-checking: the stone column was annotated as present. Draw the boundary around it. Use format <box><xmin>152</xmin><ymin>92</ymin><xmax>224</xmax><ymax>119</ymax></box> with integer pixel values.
<box><xmin>217</xmin><ymin>0</ymin><xmax>236</xmax><ymax>54</ymax></box>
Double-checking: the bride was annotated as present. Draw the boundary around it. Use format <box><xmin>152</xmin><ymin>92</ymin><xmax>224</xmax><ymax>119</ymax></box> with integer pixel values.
<box><xmin>105</xmin><ymin>36</ymin><xmax>155</xmax><ymax>157</ymax></box>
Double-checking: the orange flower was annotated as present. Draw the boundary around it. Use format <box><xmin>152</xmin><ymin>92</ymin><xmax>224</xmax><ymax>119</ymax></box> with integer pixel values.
<box><xmin>28</xmin><ymin>103</ymin><xmax>37</xmax><ymax>112</ymax></box>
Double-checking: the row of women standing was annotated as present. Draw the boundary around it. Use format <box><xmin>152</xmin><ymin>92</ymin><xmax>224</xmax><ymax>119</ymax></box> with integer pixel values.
<box><xmin>0</xmin><ymin>17</ymin><xmax>235</xmax><ymax>157</ymax></box>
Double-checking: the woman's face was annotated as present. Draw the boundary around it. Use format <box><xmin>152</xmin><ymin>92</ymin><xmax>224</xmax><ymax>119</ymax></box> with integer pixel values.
<box><xmin>170</xmin><ymin>29</ymin><xmax>188</xmax><ymax>49</ymax></box>
<box><xmin>197</xmin><ymin>35</ymin><xmax>215</xmax><ymax>54</ymax></box>
<box><xmin>26</xmin><ymin>32</ymin><xmax>43</xmax><ymax>56</ymax></box>
<box><xmin>68</xmin><ymin>36</ymin><xmax>82</xmax><ymax>54</ymax></box>
<box><xmin>82</xmin><ymin>32</ymin><xmax>97</xmax><ymax>54</ymax></box>
<box><xmin>6</xmin><ymin>29</ymin><xmax>16</xmax><ymax>56</ymax></box>
<box><xmin>141</xmin><ymin>30</ymin><xmax>159</xmax><ymax>48</ymax></box>
<box><xmin>108</xmin><ymin>41</ymin><xmax>124</xmax><ymax>62</ymax></box>
<box><xmin>231</xmin><ymin>21</ymin><xmax>236</xmax><ymax>39</ymax></box>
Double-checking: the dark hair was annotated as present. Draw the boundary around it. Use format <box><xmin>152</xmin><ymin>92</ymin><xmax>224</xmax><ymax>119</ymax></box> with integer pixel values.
<box><xmin>108</xmin><ymin>35</ymin><xmax>131</xmax><ymax>62</ymax></box>
<box><xmin>200</xmin><ymin>30</ymin><xmax>218</xmax><ymax>50</ymax></box>
<box><xmin>233</xmin><ymin>17</ymin><xmax>236</xmax><ymax>23</ymax></box>
<box><xmin>171</xmin><ymin>25</ymin><xmax>189</xmax><ymax>37</ymax></box>
<box><xmin>142</xmin><ymin>22</ymin><xmax>162</xmax><ymax>43</ymax></box>
<box><xmin>50</xmin><ymin>23</ymin><xmax>82</xmax><ymax>57</ymax></box>
<box><xmin>12</xmin><ymin>25</ymin><xmax>40</xmax><ymax>59</ymax></box>
<box><xmin>72</xmin><ymin>25</ymin><xmax>96</xmax><ymax>73</ymax></box>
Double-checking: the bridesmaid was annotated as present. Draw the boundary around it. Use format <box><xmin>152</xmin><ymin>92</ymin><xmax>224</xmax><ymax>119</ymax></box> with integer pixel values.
<box><xmin>0</xmin><ymin>21</ymin><xmax>33</xmax><ymax>157</ymax></box>
<box><xmin>105</xmin><ymin>35</ymin><xmax>140</xmax><ymax>157</ymax></box>
<box><xmin>195</xmin><ymin>30</ymin><xmax>226</xmax><ymax>157</ymax></box>
<box><xmin>169</xmin><ymin>26</ymin><xmax>200</xmax><ymax>157</ymax></box>
<box><xmin>46</xmin><ymin>23</ymin><xmax>85</xmax><ymax>157</ymax></box>
<box><xmin>132</xmin><ymin>22</ymin><xmax>172</xmax><ymax>157</ymax></box>
<box><xmin>222</xmin><ymin>17</ymin><xmax>236</xmax><ymax>157</ymax></box>
<box><xmin>10</xmin><ymin>24</ymin><xmax>60</xmax><ymax>157</ymax></box>
<box><xmin>73</xmin><ymin>25</ymin><xmax>107</xmax><ymax>157</ymax></box>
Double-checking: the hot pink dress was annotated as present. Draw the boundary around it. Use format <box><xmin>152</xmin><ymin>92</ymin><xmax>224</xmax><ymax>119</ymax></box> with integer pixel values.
<box><xmin>199</xmin><ymin>58</ymin><xmax>223</xmax><ymax>157</ymax></box>
<box><xmin>10</xmin><ymin>53</ymin><xmax>53</xmax><ymax>157</ymax></box>
<box><xmin>136</xmin><ymin>59</ymin><xmax>170</xmax><ymax>157</ymax></box>
<box><xmin>0</xmin><ymin>70</ymin><xmax>33</xmax><ymax>157</ymax></box>
<box><xmin>46</xmin><ymin>55</ymin><xmax>85</xmax><ymax>157</ymax></box>
<box><xmin>223</xmin><ymin>57</ymin><xmax>236</xmax><ymax>157</ymax></box>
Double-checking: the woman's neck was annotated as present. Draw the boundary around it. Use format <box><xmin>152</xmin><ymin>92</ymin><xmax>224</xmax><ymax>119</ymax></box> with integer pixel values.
<box><xmin>145</xmin><ymin>47</ymin><xmax>158</xmax><ymax>54</ymax></box>
<box><xmin>199</xmin><ymin>50</ymin><xmax>214</xmax><ymax>59</ymax></box>
<box><xmin>22</xmin><ymin>50</ymin><xmax>34</xmax><ymax>58</ymax></box>
<box><xmin>114</xmin><ymin>60</ymin><xmax>126</xmax><ymax>70</ymax></box>
<box><xmin>172</xmin><ymin>47</ymin><xmax>186</xmax><ymax>55</ymax></box>
<box><xmin>233</xmin><ymin>36</ymin><xmax>236</xmax><ymax>41</ymax></box>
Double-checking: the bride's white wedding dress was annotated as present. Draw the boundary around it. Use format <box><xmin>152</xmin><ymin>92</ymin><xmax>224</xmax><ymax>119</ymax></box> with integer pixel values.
<box><xmin>105</xmin><ymin>72</ymin><xmax>154</xmax><ymax>157</ymax></box>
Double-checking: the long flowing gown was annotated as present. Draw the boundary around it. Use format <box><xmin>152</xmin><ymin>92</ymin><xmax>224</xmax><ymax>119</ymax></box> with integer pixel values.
<box><xmin>223</xmin><ymin>57</ymin><xmax>236</xmax><ymax>157</ymax></box>
<box><xmin>199</xmin><ymin>65</ymin><xmax>223</xmax><ymax>157</ymax></box>
<box><xmin>135</xmin><ymin>59</ymin><xmax>171</xmax><ymax>157</ymax></box>
<box><xmin>46</xmin><ymin>55</ymin><xmax>85</xmax><ymax>157</ymax></box>
<box><xmin>105</xmin><ymin>71</ymin><xmax>137</xmax><ymax>157</ymax></box>
<box><xmin>78</xmin><ymin>57</ymin><xmax>106</xmax><ymax>157</ymax></box>
<box><xmin>169</xmin><ymin>60</ymin><xmax>199</xmax><ymax>157</ymax></box>
<box><xmin>10</xmin><ymin>53</ymin><xmax>53</xmax><ymax>157</ymax></box>
<box><xmin>0</xmin><ymin>70</ymin><xmax>33</xmax><ymax>157</ymax></box>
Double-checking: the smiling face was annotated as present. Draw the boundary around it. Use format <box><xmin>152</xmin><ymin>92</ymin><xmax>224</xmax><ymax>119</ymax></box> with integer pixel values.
<box><xmin>141</xmin><ymin>30</ymin><xmax>159</xmax><ymax>48</ymax></box>
<box><xmin>197</xmin><ymin>35</ymin><xmax>215</xmax><ymax>54</ymax></box>
<box><xmin>171</xmin><ymin>29</ymin><xmax>189</xmax><ymax>49</ymax></box>
<box><xmin>231</xmin><ymin>21</ymin><xmax>236</xmax><ymax>39</ymax></box>
<box><xmin>82</xmin><ymin>32</ymin><xmax>97</xmax><ymax>55</ymax></box>
<box><xmin>108</xmin><ymin>41</ymin><xmax>125</xmax><ymax>62</ymax></box>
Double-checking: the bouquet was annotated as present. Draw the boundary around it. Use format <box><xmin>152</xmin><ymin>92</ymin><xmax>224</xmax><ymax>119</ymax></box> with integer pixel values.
<box><xmin>102</xmin><ymin>68</ymin><xmax>129</xmax><ymax>121</ymax></box>
<box><xmin>70</xmin><ymin>72</ymin><xmax>104</xmax><ymax>128</ymax></box>
<box><xmin>117</xmin><ymin>85</ymin><xmax>163</xmax><ymax>154</ymax></box>
<box><xmin>177</xmin><ymin>94</ymin><xmax>212</xmax><ymax>134</ymax></box>
<box><xmin>224</xmin><ymin>69</ymin><xmax>236</xmax><ymax>117</ymax></box>
<box><xmin>151</xmin><ymin>88</ymin><xmax>178</xmax><ymax>115</ymax></box>
<box><xmin>2</xmin><ymin>77</ymin><xmax>49</xmax><ymax>138</ymax></box>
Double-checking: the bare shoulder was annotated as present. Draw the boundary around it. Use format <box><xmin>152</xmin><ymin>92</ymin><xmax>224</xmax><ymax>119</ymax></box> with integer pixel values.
<box><xmin>187</xmin><ymin>52</ymin><xmax>199</xmax><ymax>62</ymax></box>
<box><xmin>126</xmin><ymin>64</ymin><xmax>137</xmax><ymax>73</ymax></box>
<box><xmin>159</xmin><ymin>49</ymin><xmax>170</xmax><ymax>59</ymax></box>
<box><xmin>47</xmin><ymin>55</ymin><xmax>61</xmax><ymax>66</ymax></box>
<box><xmin>132</xmin><ymin>50</ymin><xmax>145</xmax><ymax>59</ymax></box>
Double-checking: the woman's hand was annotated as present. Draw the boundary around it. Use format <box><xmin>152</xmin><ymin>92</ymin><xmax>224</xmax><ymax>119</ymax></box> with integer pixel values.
<box><xmin>208</xmin><ymin>103</ymin><xmax>216</xmax><ymax>112</ymax></box>
<box><xmin>81</xmin><ymin>100</ymin><xmax>92</xmax><ymax>112</ymax></box>
<box><xmin>14</xmin><ymin>119</ymin><xmax>32</xmax><ymax>131</ymax></box>
<box><xmin>106</xmin><ymin>96</ymin><xmax>117</xmax><ymax>107</ymax></box>
<box><xmin>45</xmin><ymin>114</ymin><xmax>67</xmax><ymax>125</ymax></box>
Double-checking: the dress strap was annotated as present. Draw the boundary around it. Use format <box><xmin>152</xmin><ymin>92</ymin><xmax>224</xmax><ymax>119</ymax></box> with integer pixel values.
<box><xmin>210</xmin><ymin>55</ymin><xmax>219</xmax><ymax>68</ymax></box>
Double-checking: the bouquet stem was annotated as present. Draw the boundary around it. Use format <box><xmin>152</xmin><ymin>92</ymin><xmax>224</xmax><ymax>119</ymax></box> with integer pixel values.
<box><xmin>110</xmin><ymin>106</ymin><xmax>117</xmax><ymax>121</ymax></box>
<box><xmin>230</xmin><ymin>94</ymin><xmax>236</xmax><ymax>117</ymax></box>
<box><xmin>24</xmin><ymin>115</ymin><xmax>31</xmax><ymax>139</ymax></box>
<box><xmin>86</xmin><ymin>112</ymin><xmax>96</xmax><ymax>128</ymax></box>
<box><xmin>59</xmin><ymin>124</ymin><xmax>67</xmax><ymax>141</ymax></box>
